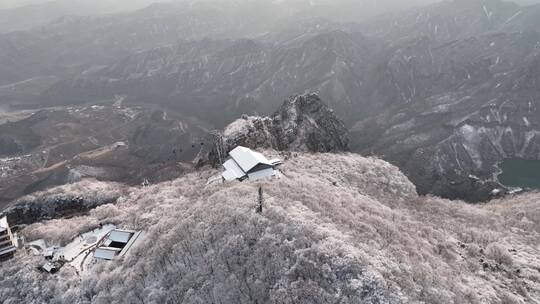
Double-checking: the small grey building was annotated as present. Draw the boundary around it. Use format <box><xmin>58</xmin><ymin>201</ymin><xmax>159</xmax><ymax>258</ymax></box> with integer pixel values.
<box><xmin>222</xmin><ymin>146</ymin><xmax>281</xmax><ymax>182</ymax></box>
<box><xmin>94</xmin><ymin>229</ymin><xmax>142</xmax><ymax>261</ymax></box>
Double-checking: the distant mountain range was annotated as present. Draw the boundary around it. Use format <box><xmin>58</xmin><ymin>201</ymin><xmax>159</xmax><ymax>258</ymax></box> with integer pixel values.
<box><xmin>1</xmin><ymin>0</ymin><xmax>539</xmax><ymax>33</ymax></box>
<box><xmin>1</xmin><ymin>0</ymin><xmax>540</xmax><ymax>201</ymax></box>
<box><xmin>0</xmin><ymin>0</ymin><xmax>164</xmax><ymax>33</ymax></box>
<box><xmin>3</xmin><ymin>2</ymin><xmax>540</xmax><ymax>303</ymax></box>
<box><xmin>0</xmin><ymin>0</ymin><xmax>444</xmax><ymax>34</ymax></box>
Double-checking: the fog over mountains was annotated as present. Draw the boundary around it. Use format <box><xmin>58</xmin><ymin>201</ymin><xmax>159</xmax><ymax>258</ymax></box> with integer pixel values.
<box><xmin>2</xmin><ymin>0</ymin><xmax>540</xmax><ymax>202</ymax></box>
<box><xmin>0</xmin><ymin>0</ymin><xmax>460</xmax><ymax>33</ymax></box>
<box><xmin>1</xmin><ymin>1</ymin><xmax>540</xmax><ymax>303</ymax></box>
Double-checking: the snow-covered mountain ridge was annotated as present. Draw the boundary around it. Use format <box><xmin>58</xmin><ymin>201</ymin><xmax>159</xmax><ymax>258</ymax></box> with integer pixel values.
<box><xmin>0</xmin><ymin>151</ymin><xmax>539</xmax><ymax>303</ymax></box>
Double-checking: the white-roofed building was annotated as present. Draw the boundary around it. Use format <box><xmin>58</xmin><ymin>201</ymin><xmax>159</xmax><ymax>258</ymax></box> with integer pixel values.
<box><xmin>222</xmin><ymin>159</ymin><xmax>246</xmax><ymax>181</ymax></box>
<box><xmin>107</xmin><ymin>230</ymin><xmax>133</xmax><ymax>244</ymax></box>
<box><xmin>221</xmin><ymin>146</ymin><xmax>280</xmax><ymax>182</ymax></box>
<box><xmin>94</xmin><ymin>247</ymin><xmax>122</xmax><ymax>260</ymax></box>
<box><xmin>94</xmin><ymin>229</ymin><xmax>142</xmax><ymax>261</ymax></box>
<box><xmin>0</xmin><ymin>216</ymin><xmax>16</xmax><ymax>260</ymax></box>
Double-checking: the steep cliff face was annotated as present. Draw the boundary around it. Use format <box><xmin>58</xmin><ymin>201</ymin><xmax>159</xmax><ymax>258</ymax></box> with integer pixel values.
<box><xmin>209</xmin><ymin>94</ymin><xmax>349</xmax><ymax>165</ymax></box>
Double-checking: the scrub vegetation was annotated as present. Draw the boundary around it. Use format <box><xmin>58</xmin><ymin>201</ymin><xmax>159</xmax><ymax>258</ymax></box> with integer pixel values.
<box><xmin>0</xmin><ymin>152</ymin><xmax>538</xmax><ymax>303</ymax></box>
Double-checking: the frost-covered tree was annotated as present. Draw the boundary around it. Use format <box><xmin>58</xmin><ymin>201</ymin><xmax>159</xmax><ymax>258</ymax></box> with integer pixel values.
<box><xmin>0</xmin><ymin>152</ymin><xmax>538</xmax><ymax>303</ymax></box>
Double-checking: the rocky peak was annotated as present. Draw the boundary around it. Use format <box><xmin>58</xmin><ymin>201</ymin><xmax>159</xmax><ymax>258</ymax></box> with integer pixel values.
<box><xmin>272</xmin><ymin>93</ymin><xmax>349</xmax><ymax>151</ymax></box>
<box><xmin>209</xmin><ymin>93</ymin><xmax>349</xmax><ymax>166</ymax></box>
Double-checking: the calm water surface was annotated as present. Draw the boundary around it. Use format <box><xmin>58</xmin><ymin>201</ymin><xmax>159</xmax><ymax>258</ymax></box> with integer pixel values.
<box><xmin>498</xmin><ymin>158</ymin><xmax>540</xmax><ymax>189</ymax></box>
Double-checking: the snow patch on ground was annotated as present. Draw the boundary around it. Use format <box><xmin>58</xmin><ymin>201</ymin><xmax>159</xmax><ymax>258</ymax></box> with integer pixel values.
<box><xmin>54</xmin><ymin>224</ymin><xmax>115</xmax><ymax>273</ymax></box>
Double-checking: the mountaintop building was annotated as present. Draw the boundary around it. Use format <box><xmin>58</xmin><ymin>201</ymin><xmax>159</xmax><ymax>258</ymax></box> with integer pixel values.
<box><xmin>222</xmin><ymin>146</ymin><xmax>281</xmax><ymax>182</ymax></box>
<box><xmin>94</xmin><ymin>229</ymin><xmax>142</xmax><ymax>261</ymax></box>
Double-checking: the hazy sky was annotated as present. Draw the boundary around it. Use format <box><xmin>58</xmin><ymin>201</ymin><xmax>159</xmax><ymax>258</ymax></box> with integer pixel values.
<box><xmin>0</xmin><ymin>0</ymin><xmax>435</xmax><ymax>13</ymax></box>
<box><xmin>0</xmin><ymin>0</ymin><xmax>164</xmax><ymax>10</ymax></box>
<box><xmin>0</xmin><ymin>0</ymin><xmax>43</xmax><ymax>9</ymax></box>
<box><xmin>1</xmin><ymin>0</ymin><xmax>539</xmax><ymax>11</ymax></box>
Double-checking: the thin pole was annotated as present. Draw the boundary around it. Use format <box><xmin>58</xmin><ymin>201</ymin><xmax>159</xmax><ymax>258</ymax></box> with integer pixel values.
<box><xmin>256</xmin><ymin>186</ymin><xmax>263</xmax><ymax>214</ymax></box>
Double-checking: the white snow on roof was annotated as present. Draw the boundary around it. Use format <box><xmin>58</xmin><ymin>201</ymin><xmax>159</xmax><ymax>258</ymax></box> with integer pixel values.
<box><xmin>229</xmin><ymin>146</ymin><xmax>272</xmax><ymax>173</ymax></box>
<box><xmin>222</xmin><ymin>159</ymin><xmax>246</xmax><ymax>181</ymax></box>
<box><xmin>93</xmin><ymin>229</ymin><xmax>142</xmax><ymax>261</ymax></box>
<box><xmin>119</xmin><ymin>231</ymin><xmax>142</xmax><ymax>257</ymax></box>
<box><xmin>0</xmin><ymin>216</ymin><xmax>8</xmax><ymax>229</ymax></box>
<box><xmin>109</xmin><ymin>230</ymin><xmax>133</xmax><ymax>244</ymax></box>
<box><xmin>94</xmin><ymin>248</ymin><xmax>119</xmax><ymax>260</ymax></box>
<box><xmin>247</xmin><ymin>167</ymin><xmax>275</xmax><ymax>181</ymax></box>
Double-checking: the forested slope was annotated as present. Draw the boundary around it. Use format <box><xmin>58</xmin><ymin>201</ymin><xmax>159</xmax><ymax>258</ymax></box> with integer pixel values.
<box><xmin>1</xmin><ymin>152</ymin><xmax>539</xmax><ymax>303</ymax></box>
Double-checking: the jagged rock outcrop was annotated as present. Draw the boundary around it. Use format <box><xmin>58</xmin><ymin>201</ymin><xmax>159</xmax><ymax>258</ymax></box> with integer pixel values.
<box><xmin>209</xmin><ymin>94</ymin><xmax>349</xmax><ymax>166</ymax></box>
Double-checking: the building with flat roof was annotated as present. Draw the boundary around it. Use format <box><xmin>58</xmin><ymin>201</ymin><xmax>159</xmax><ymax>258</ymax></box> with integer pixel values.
<box><xmin>94</xmin><ymin>229</ymin><xmax>142</xmax><ymax>261</ymax></box>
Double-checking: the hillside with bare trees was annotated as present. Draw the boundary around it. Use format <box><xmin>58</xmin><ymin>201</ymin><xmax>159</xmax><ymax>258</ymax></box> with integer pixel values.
<box><xmin>0</xmin><ymin>152</ymin><xmax>538</xmax><ymax>304</ymax></box>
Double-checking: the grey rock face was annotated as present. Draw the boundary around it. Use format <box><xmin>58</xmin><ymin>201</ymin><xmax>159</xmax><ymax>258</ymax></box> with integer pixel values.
<box><xmin>209</xmin><ymin>94</ymin><xmax>349</xmax><ymax>166</ymax></box>
<box><xmin>0</xmin><ymin>194</ymin><xmax>118</xmax><ymax>226</ymax></box>
<box><xmin>272</xmin><ymin>94</ymin><xmax>350</xmax><ymax>152</ymax></box>
<box><xmin>353</xmin><ymin>51</ymin><xmax>540</xmax><ymax>201</ymax></box>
